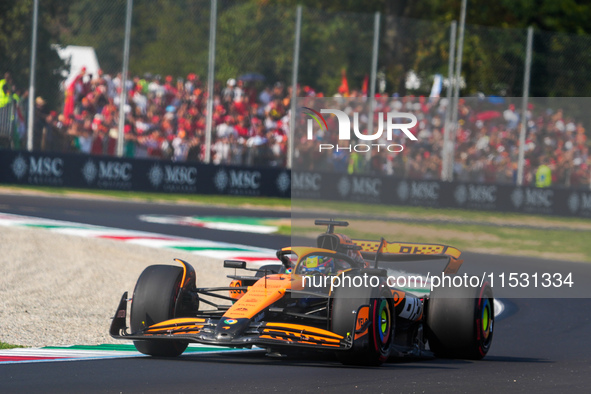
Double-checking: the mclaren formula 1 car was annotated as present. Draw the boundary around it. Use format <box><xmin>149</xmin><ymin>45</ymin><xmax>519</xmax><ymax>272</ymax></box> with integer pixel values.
<box><xmin>110</xmin><ymin>220</ymin><xmax>494</xmax><ymax>365</ymax></box>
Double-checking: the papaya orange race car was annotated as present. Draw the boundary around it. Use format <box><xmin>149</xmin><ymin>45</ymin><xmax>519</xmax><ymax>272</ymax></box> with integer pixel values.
<box><xmin>110</xmin><ymin>220</ymin><xmax>494</xmax><ymax>365</ymax></box>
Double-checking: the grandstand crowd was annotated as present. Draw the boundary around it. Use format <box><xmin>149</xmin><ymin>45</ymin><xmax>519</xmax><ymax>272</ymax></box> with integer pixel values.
<box><xmin>3</xmin><ymin>68</ymin><xmax>590</xmax><ymax>188</ymax></box>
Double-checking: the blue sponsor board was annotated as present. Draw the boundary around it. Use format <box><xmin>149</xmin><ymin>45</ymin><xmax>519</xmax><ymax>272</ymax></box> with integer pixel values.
<box><xmin>1</xmin><ymin>150</ymin><xmax>588</xmax><ymax>217</ymax></box>
<box><xmin>0</xmin><ymin>149</ymin><xmax>290</xmax><ymax>198</ymax></box>
<box><xmin>291</xmin><ymin>170</ymin><xmax>591</xmax><ymax>218</ymax></box>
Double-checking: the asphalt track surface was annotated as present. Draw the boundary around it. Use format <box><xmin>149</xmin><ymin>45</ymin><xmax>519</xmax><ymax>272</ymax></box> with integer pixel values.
<box><xmin>1</xmin><ymin>193</ymin><xmax>591</xmax><ymax>393</ymax></box>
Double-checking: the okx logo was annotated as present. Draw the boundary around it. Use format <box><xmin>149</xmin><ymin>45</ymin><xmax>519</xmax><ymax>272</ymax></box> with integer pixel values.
<box><xmin>301</xmin><ymin>107</ymin><xmax>417</xmax><ymax>153</ymax></box>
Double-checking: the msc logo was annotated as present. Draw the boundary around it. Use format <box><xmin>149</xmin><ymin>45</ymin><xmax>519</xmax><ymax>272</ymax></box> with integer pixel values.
<box><xmin>275</xmin><ymin>171</ymin><xmax>290</xmax><ymax>194</ymax></box>
<box><xmin>302</xmin><ymin>107</ymin><xmax>417</xmax><ymax>153</ymax></box>
<box><xmin>568</xmin><ymin>192</ymin><xmax>591</xmax><ymax>214</ymax></box>
<box><xmin>11</xmin><ymin>155</ymin><xmax>63</xmax><ymax>179</ymax></box>
<box><xmin>338</xmin><ymin>176</ymin><xmax>381</xmax><ymax>198</ymax></box>
<box><xmin>292</xmin><ymin>172</ymin><xmax>321</xmax><ymax>191</ymax></box>
<box><xmin>29</xmin><ymin>157</ymin><xmax>63</xmax><ymax>177</ymax></box>
<box><xmin>511</xmin><ymin>188</ymin><xmax>553</xmax><ymax>209</ymax></box>
<box><xmin>149</xmin><ymin>164</ymin><xmax>197</xmax><ymax>187</ymax></box>
<box><xmin>164</xmin><ymin>166</ymin><xmax>197</xmax><ymax>184</ymax></box>
<box><xmin>100</xmin><ymin>161</ymin><xmax>132</xmax><ymax>181</ymax></box>
<box><xmin>454</xmin><ymin>184</ymin><xmax>497</xmax><ymax>205</ymax></box>
<box><xmin>397</xmin><ymin>181</ymin><xmax>439</xmax><ymax>201</ymax></box>
<box><xmin>214</xmin><ymin>169</ymin><xmax>261</xmax><ymax>191</ymax></box>
<box><xmin>82</xmin><ymin>160</ymin><xmax>132</xmax><ymax>184</ymax></box>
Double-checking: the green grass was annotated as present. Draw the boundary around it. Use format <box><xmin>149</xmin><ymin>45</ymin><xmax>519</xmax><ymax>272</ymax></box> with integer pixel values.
<box><xmin>0</xmin><ymin>342</ymin><xmax>25</xmax><ymax>349</ymax></box>
<box><xmin>290</xmin><ymin>199</ymin><xmax>591</xmax><ymax>261</ymax></box>
<box><xmin>290</xmin><ymin>220</ymin><xmax>591</xmax><ymax>262</ymax></box>
<box><xmin>276</xmin><ymin>225</ymin><xmax>292</xmax><ymax>235</ymax></box>
<box><xmin>0</xmin><ymin>185</ymin><xmax>291</xmax><ymax>209</ymax></box>
<box><xmin>293</xmin><ymin>199</ymin><xmax>591</xmax><ymax>229</ymax></box>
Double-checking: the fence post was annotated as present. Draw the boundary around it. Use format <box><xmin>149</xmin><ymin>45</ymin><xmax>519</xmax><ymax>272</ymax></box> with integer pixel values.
<box><xmin>288</xmin><ymin>5</ymin><xmax>302</xmax><ymax>169</ymax></box>
<box><xmin>517</xmin><ymin>26</ymin><xmax>533</xmax><ymax>186</ymax></box>
<box><xmin>117</xmin><ymin>0</ymin><xmax>133</xmax><ymax>157</ymax></box>
<box><xmin>26</xmin><ymin>0</ymin><xmax>39</xmax><ymax>152</ymax></box>
<box><xmin>204</xmin><ymin>0</ymin><xmax>218</xmax><ymax>164</ymax></box>
<box><xmin>367</xmin><ymin>11</ymin><xmax>380</xmax><ymax>137</ymax></box>
<box><xmin>447</xmin><ymin>0</ymin><xmax>467</xmax><ymax>182</ymax></box>
<box><xmin>441</xmin><ymin>20</ymin><xmax>457</xmax><ymax>181</ymax></box>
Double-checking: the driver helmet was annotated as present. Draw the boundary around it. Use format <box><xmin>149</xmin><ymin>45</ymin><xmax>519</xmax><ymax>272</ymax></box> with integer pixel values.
<box><xmin>301</xmin><ymin>255</ymin><xmax>335</xmax><ymax>275</ymax></box>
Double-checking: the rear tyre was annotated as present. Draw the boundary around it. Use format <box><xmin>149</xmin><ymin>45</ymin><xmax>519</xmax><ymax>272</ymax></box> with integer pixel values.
<box><xmin>331</xmin><ymin>272</ymin><xmax>394</xmax><ymax>366</ymax></box>
<box><xmin>426</xmin><ymin>281</ymin><xmax>494</xmax><ymax>360</ymax></box>
<box><xmin>130</xmin><ymin>265</ymin><xmax>189</xmax><ymax>357</ymax></box>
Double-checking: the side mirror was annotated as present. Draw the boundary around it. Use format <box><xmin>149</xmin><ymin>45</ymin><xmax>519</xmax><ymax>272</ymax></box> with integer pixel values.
<box><xmin>224</xmin><ymin>260</ymin><xmax>247</xmax><ymax>269</ymax></box>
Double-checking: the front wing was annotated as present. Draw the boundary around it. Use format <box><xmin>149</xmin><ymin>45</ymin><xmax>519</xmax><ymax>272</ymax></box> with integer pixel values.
<box><xmin>110</xmin><ymin>292</ymin><xmax>354</xmax><ymax>351</ymax></box>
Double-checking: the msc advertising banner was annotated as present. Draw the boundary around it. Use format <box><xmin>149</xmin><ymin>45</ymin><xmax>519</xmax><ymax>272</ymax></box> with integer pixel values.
<box><xmin>290</xmin><ymin>170</ymin><xmax>591</xmax><ymax>218</ymax></box>
<box><xmin>2</xmin><ymin>150</ymin><xmax>590</xmax><ymax>217</ymax></box>
<box><xmin>0</xmin><ymin>150</ymin><xmax>291</xmax><ymax>198</ymax></box>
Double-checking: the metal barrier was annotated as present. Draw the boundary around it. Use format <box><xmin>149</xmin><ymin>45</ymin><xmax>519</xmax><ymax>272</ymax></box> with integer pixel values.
<box><xmin>0</xmin><ymin>102</ymin><xmax>16</xmax><ymax>148</ymax></box>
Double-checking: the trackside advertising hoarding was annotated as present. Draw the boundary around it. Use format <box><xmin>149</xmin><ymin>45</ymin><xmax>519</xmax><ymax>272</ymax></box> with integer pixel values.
<box><xmin>2</xmin><ymin>149</ymin><xmax>591</xmax><ymax>217</ymax></box>
<box><xmin>290</xmin><ymin>171</ymin><xmax>591</xmax><ymax>217</ymax></box>
<box><xmin>0</xmin><ymin>150</ymin><xmax>291</xmax><ymax>198</ymax></box>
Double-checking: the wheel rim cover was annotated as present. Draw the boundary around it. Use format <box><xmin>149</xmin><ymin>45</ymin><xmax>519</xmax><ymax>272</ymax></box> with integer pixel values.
<box><xmin>481</xmin><ymin>298</ymin><xmax>491</xmax><ymax>340</ymax></box>
<box><xmin>378</xmin><ymin>299</ymin><xmax>391</xmax><ymax>344</ymax></box>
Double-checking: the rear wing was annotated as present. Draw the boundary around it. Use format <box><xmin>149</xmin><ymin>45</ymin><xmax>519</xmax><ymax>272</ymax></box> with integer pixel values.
<box><xmin>352</xmin><ymin>239</ymin><xmax>463</xmax><ymax>275</ymax></box>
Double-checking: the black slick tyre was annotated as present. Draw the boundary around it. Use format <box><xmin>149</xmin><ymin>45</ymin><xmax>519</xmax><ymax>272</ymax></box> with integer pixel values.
<box><xmin>130</xmin><ymin>265</ymin><xmax>189</xmax><ymax>357</ymax></box>
<box><xmin>331</xmin><ymin>272</ymin><xmax>394</xmax><ymax>366</ymax></box>
<box><xmin>426</xmin><ymin>281</ymin><xmax>494</xmax><ymax>360</ymax></box>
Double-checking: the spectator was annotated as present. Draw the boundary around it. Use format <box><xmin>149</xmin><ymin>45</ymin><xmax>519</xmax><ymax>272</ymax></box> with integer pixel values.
<box><xmin>33</xmin><ymin>96</ymin><xmax>48</xmax><ymax>151</ymax></box>
<box><xmin>535</xmin><ymin>157</ymin><xmax>552</xmax><ymax>187</ymax></box>
<box><xmin>0</xmin><ymin>72</ymin><xmax>14</xmax><ymax>108</ymax></box>
<box><xmin>222</xmin><ymin>78</ymin><xmax>236</xmax><ymax>104</ymax></box>
<box><xmin>7</xmin><ymin>64</ymin><xmax>586</xmax><ymax>189</ymax></box>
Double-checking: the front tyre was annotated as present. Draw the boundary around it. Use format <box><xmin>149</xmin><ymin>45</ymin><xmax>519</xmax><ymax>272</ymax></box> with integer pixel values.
<box><xmin>331</xmin><ymin>273</ymin><xmax>394</xmax><ymax>366</ymax></box>
<box><xmin>426</xmin><ymin>281</ymin><xmax>494</xmax><ymax>360</ymax></box>
<box><xmin>130</xmin><ymin>265</ymin><xmax>189</xmax><ymax>357</ymax></box>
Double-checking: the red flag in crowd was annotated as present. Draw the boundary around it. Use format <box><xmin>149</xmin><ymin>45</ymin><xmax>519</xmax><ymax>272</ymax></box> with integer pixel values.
<box><xmin>63</xmin><ymin>67</ymin><xmax>86</xmax><ymax>124</ymax></box>
<box><xmin>338</xmin><ymin>69</ymin><xmax>349</xmax><ymax>96</ymax></box>
<box><xmin>362</xmin><ymin>74</ymin><xmax>369</xmax><ymax>96</ymax></box>
<box><xmin>63</xmin><ymin>84</ymin><xmax>75</xmax><ymax>123</ymax></box>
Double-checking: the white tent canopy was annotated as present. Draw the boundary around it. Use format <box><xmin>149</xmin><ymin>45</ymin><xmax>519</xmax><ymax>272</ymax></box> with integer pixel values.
<box><xmin>55</xmin><ymin>45</ymin><xmax>100</xmax><ymax>88</ymax></box>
